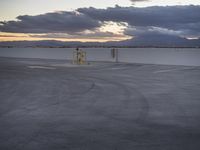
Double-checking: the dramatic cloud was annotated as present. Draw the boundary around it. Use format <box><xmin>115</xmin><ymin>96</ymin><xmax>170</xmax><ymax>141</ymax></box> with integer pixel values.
<box><xmin>78</xmin><ymin>5</ymin><xmax>200</xmax><ymax>38</ymax></box>
<box><xmin>0</xmin><ymin>11</ymin><xmax>101</xmax><ymax>34</ymax></box>
<box><xmin>0</xmin><ymin>5</ymin><xmax>200</xmax><ymax>46</ymax></box>
<box><xmin>124</xmin><ymin>26</ymin><xmax>182</xmax><ymax>37</ymax></box>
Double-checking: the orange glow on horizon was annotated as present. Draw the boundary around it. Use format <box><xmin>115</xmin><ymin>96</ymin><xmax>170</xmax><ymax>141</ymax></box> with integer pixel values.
<box><xmin>0</xmin><ymin>32</ymin><xmax>131</xmax><ymax>42</ymax></box>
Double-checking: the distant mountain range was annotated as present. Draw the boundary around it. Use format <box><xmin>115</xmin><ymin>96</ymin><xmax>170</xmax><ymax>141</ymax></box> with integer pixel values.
<box><xmin>0</xmin><ymin>36</ymin><xmax>200</xmax><ymax>48</ymax></box>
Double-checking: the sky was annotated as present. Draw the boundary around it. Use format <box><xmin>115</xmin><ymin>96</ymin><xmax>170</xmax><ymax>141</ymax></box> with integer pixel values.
<box><xmin>0</xmin><ymin>0</ymin><xmax>200</xmax><ymax>44</ymax></box>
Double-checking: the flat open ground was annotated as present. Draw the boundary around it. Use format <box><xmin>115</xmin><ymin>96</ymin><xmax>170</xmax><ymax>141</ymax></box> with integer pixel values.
<box><xmin>0</xmin><ymin>57</ymin><xmax>200</xmax><ymax>150</ymax></box>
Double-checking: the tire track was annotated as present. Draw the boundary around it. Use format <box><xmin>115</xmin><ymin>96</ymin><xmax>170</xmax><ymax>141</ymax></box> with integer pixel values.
<box><xmin>77</xmin><ymin>74</ymin><xmax>149</xmax><ymax>124</ymax></box>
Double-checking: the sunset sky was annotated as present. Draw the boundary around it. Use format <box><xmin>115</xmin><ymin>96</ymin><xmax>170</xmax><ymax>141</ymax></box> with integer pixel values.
<box><xmin>0</xmin><ymin>0</ymin><xmax>200</xmax><ymax>43</ymax></box>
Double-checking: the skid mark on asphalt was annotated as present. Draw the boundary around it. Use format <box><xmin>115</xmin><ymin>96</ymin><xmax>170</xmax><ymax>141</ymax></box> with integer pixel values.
<box><xmin>78</xmin><ymin>75</ymin><xmax>149</xmax><ymax>124</ymax></box>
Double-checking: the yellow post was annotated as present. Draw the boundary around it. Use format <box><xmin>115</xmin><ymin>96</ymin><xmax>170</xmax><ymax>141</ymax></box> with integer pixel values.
<box><xmin>72</xmin><ymin>48</ymin><xmax>87</xmax><ymax>65</ymax></box>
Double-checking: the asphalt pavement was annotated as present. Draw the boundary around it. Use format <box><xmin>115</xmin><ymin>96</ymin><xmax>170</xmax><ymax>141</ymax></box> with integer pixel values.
<box><xmin>0</xmin><ymin>57</ymin><xmax>200</xmax><ymax>150</ymax></box>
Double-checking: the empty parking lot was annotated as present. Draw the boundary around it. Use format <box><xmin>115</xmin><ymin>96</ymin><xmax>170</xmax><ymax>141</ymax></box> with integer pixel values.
<box><xmin>0</xmin><ymin>57</ymin><xmax>200</xmax><ymax>150</ymax></box>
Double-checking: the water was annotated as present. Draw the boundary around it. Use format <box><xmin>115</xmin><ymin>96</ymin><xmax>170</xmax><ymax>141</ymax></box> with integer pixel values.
<box><xmin>0</xmin><ymin>47</ymin><xmax>200</xmax><ymax>66</ymax></box>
